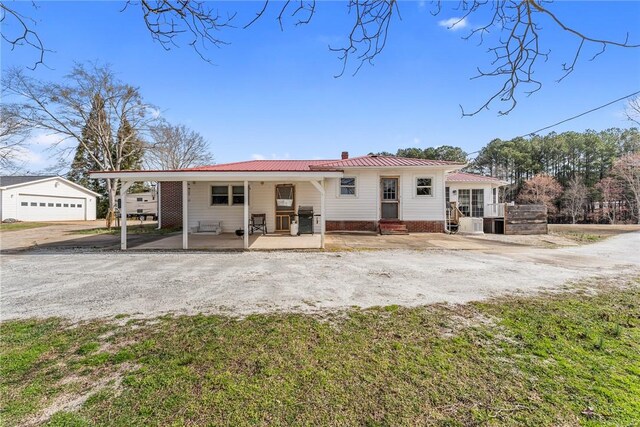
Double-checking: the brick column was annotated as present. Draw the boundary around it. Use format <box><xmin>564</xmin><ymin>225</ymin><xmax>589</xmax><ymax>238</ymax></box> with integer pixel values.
<box><xmin>159</xmin><ymin>182</ymin><xmax>183</xmax><ymax>228</ymax></box>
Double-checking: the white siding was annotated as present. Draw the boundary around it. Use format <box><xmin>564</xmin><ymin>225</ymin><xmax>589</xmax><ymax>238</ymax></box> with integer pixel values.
<box><xmin>0</xmin><ymin>178</ymin><xmax>97</xmax><ymax>221</ymax></box>
<box><xmin>325</xmin><ymin>170</ymin><xmax>379</xmax><ymax>220</ymax></box>
<box><xmin>325</xmin><ymin>168</ymin><xmax>447</xmax><ymax>222</ymax></box>
<box><xmin>400</xmin><ymin>170</ymin><xmax>445</xmax><ymax>221</ymax></box>
<box><xmin>186</xmin><ymin>181</ymin><xmax>323</xmax><ymax>233</ymax></box>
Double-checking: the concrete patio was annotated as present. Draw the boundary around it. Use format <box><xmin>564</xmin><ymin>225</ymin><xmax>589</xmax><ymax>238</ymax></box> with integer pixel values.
<box><xmin>129</xmin><ymin>232</ymin><xmax>322</xmax><ymax>250</ymax></box>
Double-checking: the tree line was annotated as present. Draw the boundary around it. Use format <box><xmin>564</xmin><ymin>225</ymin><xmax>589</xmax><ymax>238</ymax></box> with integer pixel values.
<box><xmin>374</xmin><ymin>126</ymin><xmax>640</xmax><ymax>224</ymax></box>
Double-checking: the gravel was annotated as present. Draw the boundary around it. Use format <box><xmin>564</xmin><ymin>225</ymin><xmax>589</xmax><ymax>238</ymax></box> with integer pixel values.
<box><xmin>2</xmin><ymin>232</ymin><xmax>639</xmax><ymax>321</ymax></box>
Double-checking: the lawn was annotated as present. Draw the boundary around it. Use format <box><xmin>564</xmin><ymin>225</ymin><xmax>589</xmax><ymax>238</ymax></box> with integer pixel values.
<box><xmin>0</xmin><ymin>222</ymin><xmax>50</xmax><ymax>232</ymax></box>
<box><xmin>1</xmin><ymin>281</ymin><xmax>638</xmax><ymax>426</ymax></box>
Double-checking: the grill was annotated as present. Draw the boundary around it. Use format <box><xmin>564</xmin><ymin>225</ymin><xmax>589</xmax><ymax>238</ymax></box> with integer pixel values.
<box><xmin>297</xmin><ymin>206</ymin><xmax>314</xmax><ymax>235</ymax></box>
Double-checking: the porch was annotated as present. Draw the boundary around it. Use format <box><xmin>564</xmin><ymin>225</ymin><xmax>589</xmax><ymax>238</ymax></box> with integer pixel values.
<box><xmin>105</xmin><ymin>169</ymin><xmax>343</xmax><ymax>251</ymax></box>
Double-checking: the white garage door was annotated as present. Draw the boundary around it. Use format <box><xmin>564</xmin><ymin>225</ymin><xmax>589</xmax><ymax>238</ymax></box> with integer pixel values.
<box><xmin>18</xmin><ymin>195</ymin><xmax>87</xmax><ymax>221</ymax></box>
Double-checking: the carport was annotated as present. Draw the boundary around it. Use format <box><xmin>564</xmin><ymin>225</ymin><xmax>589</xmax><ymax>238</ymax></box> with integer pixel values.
<box><xmin>90</xmin><ymin>168</ymin><xmax>343</xmax><ymax>250</ymax></box>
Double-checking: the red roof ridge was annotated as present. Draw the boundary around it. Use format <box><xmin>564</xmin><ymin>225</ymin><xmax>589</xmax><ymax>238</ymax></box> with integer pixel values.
<box><xmin>311</xmin><ymin>154</ymin><xmax>466</xmax><ymax>168</ymax></box>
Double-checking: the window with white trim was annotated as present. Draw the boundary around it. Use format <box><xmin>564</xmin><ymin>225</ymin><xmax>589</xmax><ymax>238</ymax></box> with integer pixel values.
<box><xmin>232</xmin><ymin>186</ymin><xmax>245</xmax><ymax>205</ymax></box>
<box><xmin>211</xmin><ymin>186</ymin><xmax>229</xmax><ymax>205</ymax></box>
<box><xmin>340</xmin><ymin>177</ymin><xmax>357</xmax><ymax>196</ymax></box>
<box><xmin>416</xmin><ymin>177</ymin><xmax>433</xmax><ymax>196</ymax></box>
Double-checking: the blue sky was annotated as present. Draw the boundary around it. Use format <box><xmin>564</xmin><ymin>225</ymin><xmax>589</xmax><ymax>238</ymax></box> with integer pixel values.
<box><xmin>2</xmin><ymin>1</ymin><xmax>640</xmax><ymax>171</ymax></box>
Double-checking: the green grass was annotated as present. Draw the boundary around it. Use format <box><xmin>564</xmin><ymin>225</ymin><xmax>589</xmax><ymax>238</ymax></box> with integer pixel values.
<box><xmin>555</xmin><ymin>231</ymin><xmax>607</xmax><ymax>244</ymax></box>
<box><xmin>70</xmin><ymin>224</ymin><xmax>178</xmax><ymax>236</ymax></box>
<box><xmin>0</xmin><ymin>222</ymin><xmax>50</xmax><ymax>232</ymax></box>
<box><xmin>1</xmin><ymin>282</ymin><xmax>639</xmax><ymax>426</ymax></box>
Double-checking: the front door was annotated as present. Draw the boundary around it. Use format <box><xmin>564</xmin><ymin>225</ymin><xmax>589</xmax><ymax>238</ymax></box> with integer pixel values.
<box><xmin>275</xmin><ymin>184</ymin><xmax>295</xmax><ymax>231</ymax></box>
<box><xmin>380</xmin><ymin>177</ymin><xmax>399</xmax><ymax>219</ymax></box>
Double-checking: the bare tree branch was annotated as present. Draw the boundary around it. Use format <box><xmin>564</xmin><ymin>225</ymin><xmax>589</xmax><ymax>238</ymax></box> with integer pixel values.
<box><xmin>0</xmin><ymin>103</ymin><xmax>31</xmax><ymax>171</ymax></box>
<box><xmin>626</xmin><ymin>96</ymin><xmax>640</xmax><ymax>126</ymax></box>
<box><xmin>123</xmin><ymin>0</ymin><xmax>236</xmax><ymax>63</ymax></box>
<box><xmin>0</xmin><ymin>2</ymin><xmax>50</xmax><ymax>70</ymax></box>
<box><xmin>2</xmin><ymin>1</ymin><xmax>638</xmax><ymax>117</ymax></box>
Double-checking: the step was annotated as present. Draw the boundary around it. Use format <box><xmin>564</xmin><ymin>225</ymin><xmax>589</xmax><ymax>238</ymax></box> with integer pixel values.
<box><xmin>379</xmin><ymin>221</ymin><xmax>409</xmax><ymax>235</ymax></box>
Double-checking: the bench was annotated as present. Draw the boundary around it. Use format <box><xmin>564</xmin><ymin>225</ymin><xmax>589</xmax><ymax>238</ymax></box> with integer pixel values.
<box><xmin>196</xmin><ymin>220</ymin><xmax>222</xmax><ymax>234</ymax></box>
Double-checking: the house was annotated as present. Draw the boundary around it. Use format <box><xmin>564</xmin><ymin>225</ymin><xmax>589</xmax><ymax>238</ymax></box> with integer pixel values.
<box><xmin>91</xmin><ymin>152</ymin><xmax>507</xmax><ymax>250</ymax></box>
<box><xmin>0</xmin><ymin>176</ymin><xmax>99</xmax><ymax>222</ymax></box>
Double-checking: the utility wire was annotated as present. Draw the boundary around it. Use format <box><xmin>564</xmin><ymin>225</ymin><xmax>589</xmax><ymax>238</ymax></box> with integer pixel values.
<box><xmin>465</xmin><ymin>89</ymin><xmax>640</xmax><ymax>159</ymax></box>
<box><xmin>519</xmin><ymin>89</ymin><xmax>640</xmax><ymax>137</ymax></box>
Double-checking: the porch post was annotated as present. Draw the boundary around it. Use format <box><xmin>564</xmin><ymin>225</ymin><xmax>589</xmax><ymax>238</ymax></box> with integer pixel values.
<box><xmin>182</xmin><ymin>180</ymin><xmax>188</xmax><ymax>249</ymax></box>
<box><xmin>120</xmin><ymin>181</ymin><xmax>132</xmax><ymax>250</ymax></box>
<box><xmin>320</xmin><ymin>179</ymin><xmax>326</xmax><ymax>249</ymax></box>
<box><xmin>310</xmin><ymin>179</ymin><xmax>326</xmax><ymax>249</ymax></box>
<box><xmin>243</xmin><ymin>180</ymin><xmax>249</xmax><ymax>249</ymax></box>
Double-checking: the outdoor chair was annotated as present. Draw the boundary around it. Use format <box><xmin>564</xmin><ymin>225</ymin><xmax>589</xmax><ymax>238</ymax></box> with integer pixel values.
<box><xmin>250</xmin><ymin>214</ymin><xmax>267</xmax><ymax>235</ymax></box>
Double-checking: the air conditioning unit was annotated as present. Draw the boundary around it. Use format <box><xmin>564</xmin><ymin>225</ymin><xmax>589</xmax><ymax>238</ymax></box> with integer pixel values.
<box><xmin>458</xmin><ymin>217</ymin><xmax>484</xmax><ymax>234</ymax></box>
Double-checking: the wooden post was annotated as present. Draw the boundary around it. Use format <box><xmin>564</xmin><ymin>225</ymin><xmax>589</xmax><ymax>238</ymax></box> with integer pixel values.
<box><xmin>310</xmin><ymin>180</ymin><xmax>326</xmax><ymax>249</ymax></box>
<box><xmin>120</xmin><ymin>181</ymin><xmax>132</xmax><ymax>250</ymax></box>
<box><xmin>243</xmin><ymin>180</ymin><xmax>249</xmax><ymax>249</ymax></box>
<box><xmin>182</xmin><ymin>181</ymin><xmax>188</xmax><ymax>249</ymax></box>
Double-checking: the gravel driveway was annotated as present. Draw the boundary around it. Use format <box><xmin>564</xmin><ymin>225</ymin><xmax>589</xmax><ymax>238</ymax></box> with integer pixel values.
<box><xmin>2</xmin><ymin>232</ymin><xmax>639</xmax><ymax>321</ymax></box>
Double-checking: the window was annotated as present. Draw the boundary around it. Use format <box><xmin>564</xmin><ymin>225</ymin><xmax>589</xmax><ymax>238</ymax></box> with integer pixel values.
<box><xmin>39</xmin><ymin>203</ymin><xmax>46</xmax><ymax>207</ymax></box>
<box><xmin>458</xmin><ymin>189</ymin><xmax>470</xmax><ymax>216</ymax></box>
<box><xmin>232</xmin><ymin>186</ymin><xmax>245</xmax><ymax>205</ymax></box>
<box><xmin>48</xmin><ymin>203</ymin><xmax>54</xmax><ymax>207</ymax></box>
<box><xmin>340</xmin><ymin>177</ymin><xmax>356</xmax><ymax>196</ymax></box>
<box><xmin>492</xmin><ymin>188</ymin><xmax>497</xmax><ymax>204</ymax></box>
<box><xmin>30</xmin><ymin>202</ymin><xmax>37</xmax><ymax>206</ymax></box>
<box><xmin>211</xmin><ymin>186</ymin><xmax>229</xmax><ymax>205</ymax></box>
<box><xmin>136</xmin><ymin>197</ymin><xmax>143</xmax><ymax>202</ymax></box>
<box><xmin>63</xmin><ymin>204</ymin><xmax>69</xmax><ymax>207</ymax></box>
<box><xmin>471</xmin><ymin>189</ymin><xmax>484</xmax><ymax>217</ymax></box>
<box><xmin>56</xmin><ymin>203</ymin><xmax>62</xmax><ymax>207</ymax></box>
<box><xmin>416</xmin><ymin>177</ymin><xmax>433</xmax><ymax>196</ymax></box>
<box><xmin>77</xmin><ymin>204</ymin><xmax>82</xmax><ymax>208</ymax></box>
<box><xmin>70</xmin><ymin>204</ymin><xmax>76</xmax><ymax>208</ymax></box>
<box><xmin>21</xmin><ymin>202</ymin><xmax>28</xmax><ymax>206</ymax></box>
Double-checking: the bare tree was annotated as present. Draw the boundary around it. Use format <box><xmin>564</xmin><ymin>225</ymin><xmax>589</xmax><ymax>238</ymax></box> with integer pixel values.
<box><xmin>145</xmin><ymin>122</ymin><xmax>213</xmax><ymax>169</ymax></box>
<box><xmin>0</xmin><ymin>104</ymin><xmax>31</xmax><ymax>172</ymax></box>
<box><xmin>595</xmin><ymin>177</ymin><xmax>624</xmax><ymax>224</ymax></box>
<box><xmin>614</xmin><ymin>153</ymin><xmax>640</xmax><ymax>224</ymax></box>
<box><xmin>2</xmin><ymin>1</ymin><xmax>637</xmax><ymax>116</ymax></box>
<box><xmin>626</xmin><ymin>96</ymin><xmax>640</xmax><ymax>126</ymax></box>
<box><xmin>517</xmin><ymin>174</ymin><xmax>562</xmax><ymax>214</ymax></box>
<box><xmin>562</xmin><ymin>176</ymin><xmax>587</xmax><ymax>224</ymax></box>
<box><xmin>2</xmin><ymin>63</ymin><xmax>156</xmax><ymax>226</ymax></box>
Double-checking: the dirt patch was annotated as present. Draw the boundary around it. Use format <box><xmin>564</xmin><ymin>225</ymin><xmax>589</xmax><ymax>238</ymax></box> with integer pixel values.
<box><xmin>23</xmin><ymin>363</ymin><xmax>137</xmax><ymax>427</ymax></box>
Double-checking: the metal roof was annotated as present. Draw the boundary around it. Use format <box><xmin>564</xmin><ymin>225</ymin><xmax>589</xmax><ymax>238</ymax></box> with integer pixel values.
<box><xmin>311</xmin><ymin>155</ymin><xmax>465</xmax><ymax>168</ymax></box>
<box><xmin>0</xmin><ymin>175</ymin><xmax>56</xmax><ymax>187</ymax></box>
<box><xmin>446</xmin><ymin>172</ymin><xmax>505</xmax><ymax>183</ymax></box>
<box><xmin>182</xmin><ymin>160</ymin><xmax>340</xmax><ymax>172</ymax></box>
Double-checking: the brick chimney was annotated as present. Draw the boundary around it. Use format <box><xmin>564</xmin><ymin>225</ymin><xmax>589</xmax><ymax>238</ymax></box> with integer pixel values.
<box><xmin>341</xmin><ymin>151</ymin><xmax>349</xmax><ymax>160</ymax></box>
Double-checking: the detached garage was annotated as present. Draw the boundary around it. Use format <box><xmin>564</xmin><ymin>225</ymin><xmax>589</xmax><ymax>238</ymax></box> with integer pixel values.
<box><xmin>0</xmin><ymin>176</ymin><xmax>99</xmax><ymax>222</ymax></box>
